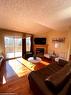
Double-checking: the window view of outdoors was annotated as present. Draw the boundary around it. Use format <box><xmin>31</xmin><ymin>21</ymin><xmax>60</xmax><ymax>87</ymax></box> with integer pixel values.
<box><xmin>26</xmin><ymin>37</ymin><xmax>31</xmax><ymax>52</ymax></box>
<box><xmin>4</xmin><ymin>37</ymin><xmax>22</xmax><ymax>59</ymax></box>
<box><xmin>15</xmin><ymin>38</ymin><xmax>22</xmax><ymax>57</ymax></box>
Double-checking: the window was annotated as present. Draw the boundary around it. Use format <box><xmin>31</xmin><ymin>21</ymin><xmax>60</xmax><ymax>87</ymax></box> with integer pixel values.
<box><xmin>26</xmin><ymin>37</ymin><xmax>31</xmax><ymax>52</ymax></box>
<box><xmin>15</xmin><ymin>38</ymin><xmax>22</xmax><ymax>57</ymax></box>
<box><xmin>4</xmin><ymin>36</ymin><xmax>22</xmax><ymax>59</ymax></box>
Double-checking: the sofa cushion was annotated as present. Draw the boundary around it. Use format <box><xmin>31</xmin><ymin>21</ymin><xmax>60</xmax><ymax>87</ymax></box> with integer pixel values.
<box><xmin>44</xmin><ymin>64</ymin><xmax>71</xmax><ymax>94</ymax></box>
<box><xmin>66</xmin><ymin>83</ymin><xmax>71</xmax><ymax>95</ymax></box>
<box><xmin>58</xmin><ymin>59</ymin><xmax>68</xmax><ymax>66</ymax></box>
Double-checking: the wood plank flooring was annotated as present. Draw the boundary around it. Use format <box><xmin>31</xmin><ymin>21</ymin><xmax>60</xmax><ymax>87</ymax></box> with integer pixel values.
<box><xmin>0</xmin><ymin>59</ymin><xmax>32</xmax><ymax>95</ymax></box>
<box><xmin>0</xmin><ymin>58</ymin><xmax>49</xmax><ymax>95</ymax></box>
<box><xmin>17</xmin><ymin>58</ymin><xmax>49</xmax><ymax>71</ymax></box>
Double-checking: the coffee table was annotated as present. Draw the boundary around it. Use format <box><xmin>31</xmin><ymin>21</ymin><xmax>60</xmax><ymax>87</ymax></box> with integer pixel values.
<box><xmin>28</xmin><ymin>57</ymin><xmax>42</xmax><ymax>63</ymax></box>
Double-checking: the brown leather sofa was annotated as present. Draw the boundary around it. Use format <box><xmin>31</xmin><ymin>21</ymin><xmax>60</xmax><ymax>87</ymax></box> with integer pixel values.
<box><xmin>28</xmin><ymin>59</ymin><xmax>71</xmax><ymax>95</ymax></box>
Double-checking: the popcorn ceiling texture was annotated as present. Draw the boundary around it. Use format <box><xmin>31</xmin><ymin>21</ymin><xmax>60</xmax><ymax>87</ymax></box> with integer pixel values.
<box><xmin>0</xmin><ymin>0</ymin><xmax>71</xmax><ymax>33</ymax></box>
<box><xmin>0</xmin><ymin>0</ymin><xmax>71</xmax><ymax>60</ymax></box>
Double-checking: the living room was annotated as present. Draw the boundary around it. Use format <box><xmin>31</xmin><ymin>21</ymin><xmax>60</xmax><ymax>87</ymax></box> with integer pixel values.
<box><xmin>0</xmin><ymin>0</ymin><xmax>71</xmax><ymax>95</ymax></box>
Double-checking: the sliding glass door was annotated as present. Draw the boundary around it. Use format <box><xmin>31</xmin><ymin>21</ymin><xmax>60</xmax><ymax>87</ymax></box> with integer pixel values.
<box><xmin>4</xmin><ymin>36</ymin><xmax>22</xmax><ymax>59</ymax></box>
<box><xmin>14</xmin><ymin>37</ymin><xmax>22</xmax><ymax>57</ymax></box>
<box><xmin>4</xmin><ymin>37</ymin><xmax>14</xmax><ymax>58</ymax></box>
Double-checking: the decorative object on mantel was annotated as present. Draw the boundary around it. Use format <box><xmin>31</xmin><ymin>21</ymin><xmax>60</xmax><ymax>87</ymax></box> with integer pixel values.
<box><xmin>52</xmin><ymin>37</ymin><xmax>65</xmax><ymax>43</ymax></box>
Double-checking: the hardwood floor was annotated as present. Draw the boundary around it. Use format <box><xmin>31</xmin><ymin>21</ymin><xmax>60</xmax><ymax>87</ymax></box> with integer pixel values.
<box><xmin>0</xmin><ymin>58</ymin><xmax>49</xmax><ymax>95</ymax></box>
<box><xmin>0</xmin><ymin>59</ymin><xmax>33</xmax><ymax>95</ymax></box>
<box><xmin>17</xmin><ymin>58</ymin><xmax>49</xmax><ymax>71</ymax></box>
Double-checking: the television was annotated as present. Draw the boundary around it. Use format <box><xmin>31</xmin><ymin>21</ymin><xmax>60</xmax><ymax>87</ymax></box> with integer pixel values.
<box><xmin>34</xmin><ymin>38</ymin><xmax>46</xmax><ymax>45</ymax></box>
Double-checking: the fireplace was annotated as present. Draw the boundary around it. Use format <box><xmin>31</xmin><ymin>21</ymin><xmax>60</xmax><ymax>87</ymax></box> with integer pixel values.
<box><xmin>36</xmin><ymin>48</ymin><xmax>44</xmax><ymax>57</ymax></box>
<box><xmin>34</xmin><ymin>44</ymin><xmax>47</xmax><ymax>57</ymax></box>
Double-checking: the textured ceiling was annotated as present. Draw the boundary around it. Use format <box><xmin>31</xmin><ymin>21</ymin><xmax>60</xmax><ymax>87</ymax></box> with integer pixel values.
<box><xmin>0</xmin><ymin>0</ymin><xmax>71</xmax><ymax>34</ymax></box>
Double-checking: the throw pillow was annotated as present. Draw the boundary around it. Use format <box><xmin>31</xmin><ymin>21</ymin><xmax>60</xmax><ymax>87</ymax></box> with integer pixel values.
<box><xmin>58</xmin><ymin>59</ymin><xmax>68</xmax><ymax>67</ymax></box>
